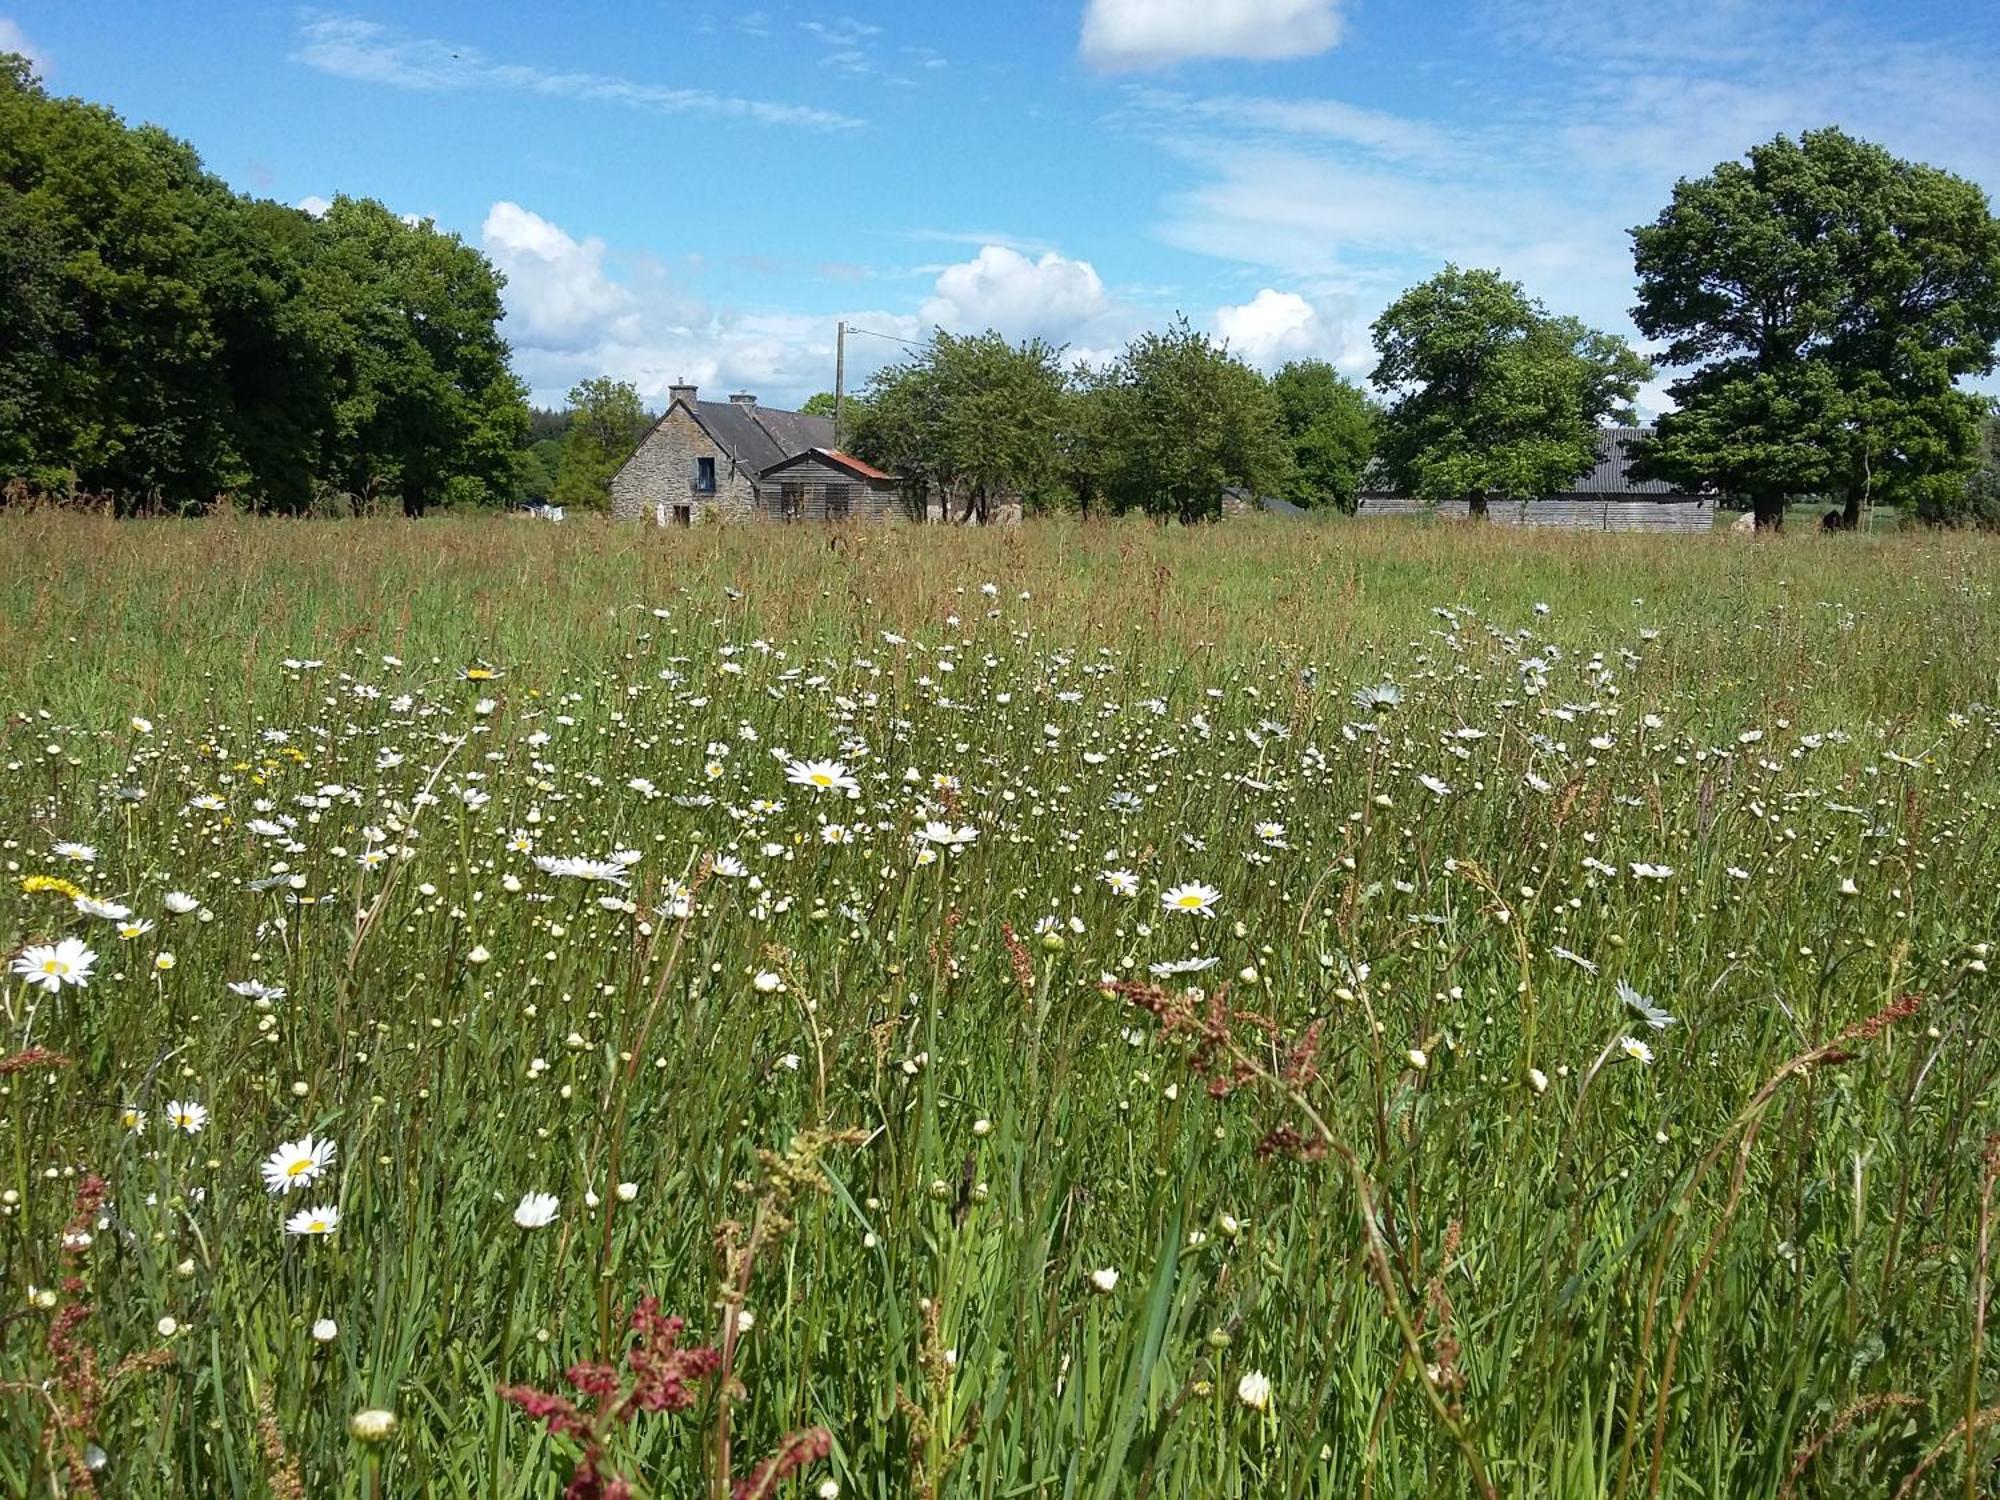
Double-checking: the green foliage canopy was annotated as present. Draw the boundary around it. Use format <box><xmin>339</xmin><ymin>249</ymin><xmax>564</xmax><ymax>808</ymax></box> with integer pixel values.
<box><xmin>550</xmin><ymin>378</ymin><xmax>650</xmax><ymax>511</ymax></box>
<box><xmin>1371</xmin><ymin>266</ymin><xmax>1650</xmax><ymax>514</ymax></box>
<box><xmin>1631</xmin><ymin>128</ymin><xmax>2000</xmax><ymax>528</ymax></box>
<box><xmin>1270</xmin><ymin>360</ymin><xmax>1375</xmax><ymax>511</ymax></box>
<box><xmin>851</xmin><ymin>330</ymin><xmax>1069</xmax><ymax>521</ymax></box>
<box><xmin>0</xmin><ymin>56</ymin><xmax>526</xmax><ymax>512</ymax></box>
<box><xmin>1090</xmin><ymin>318</ymin><xmax>1293</xmax><ymax>522</ymax></box>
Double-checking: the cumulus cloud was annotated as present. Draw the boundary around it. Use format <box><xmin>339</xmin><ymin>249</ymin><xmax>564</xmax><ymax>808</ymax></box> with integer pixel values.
<box><xmin>1213</xmin><ymin>288</ymin><xmax>1371</xmax><ymax>373</ymax></box>
<box><xmin>1214</xmin><ymin>289</ymin><xmax>1316</xmax><ymax>367</ymax></box>
<box><xmin>482</xmin><ymin>202</ymin><xmax>635</xmax><ymax>351</ymax></box>
<box><xmin>296</xmin><ymin>194</ymin><xmax>332</xmax><ymax>218</ymax></box>
<box><xmin>293</xmin><ymin>15</ymin><xmax>861</xmax><ymax>131</ymax></box>
<box><xmin>920</xmin><ymin>246</ymin><xmax>1112</xmax><ymax>343</ymax></box>
<box><xmin>477</xmin><ymin>200</ymin><xmax>923</xmax><ymax>408</ymax></box>
<box><xmin>1081</xmin><ymin>0</ymin><xmax>1343</xmax><ymax>71</ymax></box>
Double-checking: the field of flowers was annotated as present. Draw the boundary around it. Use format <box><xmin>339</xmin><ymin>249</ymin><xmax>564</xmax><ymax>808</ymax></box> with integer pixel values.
<box><xmin>2</xmin><ymin>512</ymin><xmax>1998</xmax><ymax>1499</ymax></box>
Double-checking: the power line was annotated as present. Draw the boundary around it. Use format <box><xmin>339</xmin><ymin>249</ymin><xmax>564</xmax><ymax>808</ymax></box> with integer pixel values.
<box><xmin>843</xmin><ymin>324</ymin><xmax>924</xmax><ymax>348</ymax></box>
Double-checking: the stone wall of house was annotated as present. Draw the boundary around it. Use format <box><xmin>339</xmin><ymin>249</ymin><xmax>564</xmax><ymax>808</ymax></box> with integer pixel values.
<box><xmin>609</xmin><ymin>405</ymin><xmax>757</xmax><ymax>525</ymax></box>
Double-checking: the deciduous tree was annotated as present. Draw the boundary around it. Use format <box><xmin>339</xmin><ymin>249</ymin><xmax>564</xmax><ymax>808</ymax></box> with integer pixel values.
<box><xmin>1270</xmin><ymin>360</ymin><xmax>1375</xmax><ymax>511</ymax></box>
<box><xmin>1631</xmin><ymin>128</ymin><xmax>2000</xmax><ymax>528</ymax></box>
<box><xmin>1371</xmin><ymin>266</ymin><xmax>1649</xmax><ymax>517</ymax></box>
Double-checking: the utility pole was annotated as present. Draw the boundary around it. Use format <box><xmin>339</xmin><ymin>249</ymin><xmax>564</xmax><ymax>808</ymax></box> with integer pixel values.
<box><xmin>833</xmin><ymin>321</ymin><xmax>846</xmax><ymax>450</ymax></box>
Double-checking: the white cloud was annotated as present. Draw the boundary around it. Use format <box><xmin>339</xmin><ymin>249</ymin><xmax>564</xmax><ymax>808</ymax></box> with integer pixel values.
<box><xmin>478</xmin><ymin>200</ymin><xmax>922</xmax><ymax>408</ymax></box>
<box><xmin>482</xmin><ymin>202</ymin><xmax>635</xmax><ymax>351</ymax></box>
<box><xmin>1081</xmin><ymin>0</ymin><xmax>1343</xmax><ymax>71</ymax></box>
<box><xmin>0</xmin><ymin>16</ymin><xmax>46</xmax><ymax>73</ymax></box>
<box><xmin>296</xmin><ymin>195</ymin><xmax>332</xmax><ymax>219</ymax></box>
<box><xmin>293</xmin><ymin>15</ymin><xmax>861</xmax><ymax>131</ymax></box>
<box><xmin>920</xmin><ymin>246</ymin><xmax>1114</xmax><ymax>344</ymax></box>
<box><xmin>1213</xmin><ymin>289</ymin><xmax>1321</xmax><ymax>369</ymax></box>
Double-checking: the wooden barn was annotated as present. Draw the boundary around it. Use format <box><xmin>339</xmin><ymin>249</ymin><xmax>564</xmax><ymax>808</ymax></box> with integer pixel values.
<box><xmin>1356</xmin><ymin>426</ymin><xmax>1716</xmax><ymax>532</ymax></box>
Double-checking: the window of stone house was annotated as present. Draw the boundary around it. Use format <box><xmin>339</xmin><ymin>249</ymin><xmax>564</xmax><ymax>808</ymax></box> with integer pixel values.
<box><xmin>672</xmin><ymin>504</ymin><xmax>692</xmax><ymax>528</ymax></box>
<box><xmin>694</xmin><ymin>456</ymin><xmax>716</xmax><ymax>492</ymax></box>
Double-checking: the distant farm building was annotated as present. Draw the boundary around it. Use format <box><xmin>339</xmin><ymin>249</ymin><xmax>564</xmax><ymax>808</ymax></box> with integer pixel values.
<box><xmin>1356</xmin><ymin>426</ymin><xmax>1715</xmax><ymax>532</ymax></box>
<box><xmin>610</xmin><ymin>385</ymin><xmax>903</xmax><ymax>526</ymax></box>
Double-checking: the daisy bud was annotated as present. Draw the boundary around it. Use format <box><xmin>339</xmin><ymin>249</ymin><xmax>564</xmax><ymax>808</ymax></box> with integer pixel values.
<box><xmin>348</xmin><ymin>1409</ymin><xmax>398</xmax><ymax>1444</ymax></box>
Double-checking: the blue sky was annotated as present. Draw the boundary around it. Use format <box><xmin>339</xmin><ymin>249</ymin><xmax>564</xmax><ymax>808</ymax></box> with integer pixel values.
<box><xmin>6</xmin><ymin>1</ymin><xmax>1998</xmax><ymax>410</ymax></box>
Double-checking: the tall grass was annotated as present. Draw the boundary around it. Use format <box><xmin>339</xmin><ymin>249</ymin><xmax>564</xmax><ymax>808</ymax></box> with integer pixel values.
<box><xmin>0</xmin><ymin>512</ymin><xmax>1997</xmax><ymax>1497</ymax></box>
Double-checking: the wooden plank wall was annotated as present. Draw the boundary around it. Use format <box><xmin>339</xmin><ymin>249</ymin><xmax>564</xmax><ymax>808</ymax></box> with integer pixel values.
<box><xmin>1356</xmin><ymin>496</ymin><xmax>1714</xmax><ymax>533</ymax></box>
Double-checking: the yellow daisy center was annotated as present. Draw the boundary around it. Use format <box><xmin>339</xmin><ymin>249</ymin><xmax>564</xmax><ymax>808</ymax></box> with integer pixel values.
<box><xmin>286</xmin><ymin>1158</ymin><xmax>313</xmax><ymax>1177</ymax></box>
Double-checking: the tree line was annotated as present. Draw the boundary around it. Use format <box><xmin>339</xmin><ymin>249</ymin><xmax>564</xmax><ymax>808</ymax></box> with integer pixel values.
<box><xmin>6</xmin><ymin>48</ymin><xmax>1999</xmax><ymax>529</ymax></box>
<box><xmin>2</xmin><ymin>55</ymin><xmax>525</xmax><ymax>513</ymax></box>
<box><xmin>846</xmin><ymin>128</ymin><xmax>2000</xmax><ymax>529</ymax></box>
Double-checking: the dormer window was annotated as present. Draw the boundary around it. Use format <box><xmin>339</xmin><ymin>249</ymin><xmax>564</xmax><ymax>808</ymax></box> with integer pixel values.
<box><xmin>694</xmin><ymin>456</ymin><xmax>716</xmax><ymax>493</ymax></box>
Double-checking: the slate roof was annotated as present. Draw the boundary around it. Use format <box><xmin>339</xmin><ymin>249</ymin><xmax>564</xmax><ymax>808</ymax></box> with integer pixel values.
<box><xmin>689</xmin><ymin>400</ymin><xmax>836</xmax><ymax>475</ymax></box>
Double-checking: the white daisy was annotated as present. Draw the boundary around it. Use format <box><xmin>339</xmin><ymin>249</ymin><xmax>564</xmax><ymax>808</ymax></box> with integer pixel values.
<box><xmin>1160</xmin><ymin>881</ymin><xmax>1221</xmax><ymax>918</ymax></box>
<box><xmin>261</xmin><ymin>1135</ymin><xmax>336</xmax><ymax>1195</ymax></box>
<box><xmin>513</xmin><ymin>1191</ymin><xmax>559</xmax><ymax>1229</ymax></box>
<box><xmin>165</xmin><ymin>1100</ymin><xmax>209</xmax><ymax>1134</ymax></box>
<box><xmin>285</xmin><ymin>1204</ymin><xmax>340</xmax><ymax>1236</ymax></box>
<box><xmin>784</xmin><ymin>757</ymin><xmax>859</xmax><ymax>794</ymax></box>
<box><xmin>11</xmin><ymin>937</ymin><xmax>97</xmax><ymax>993</ymax></box>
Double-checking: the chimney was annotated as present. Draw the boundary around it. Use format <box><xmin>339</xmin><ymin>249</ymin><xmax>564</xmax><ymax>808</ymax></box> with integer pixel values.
<box><xmin>668</xmin><ymin>381</ymin><xmax>698</xmax><ymax>409</ymax></box>
<box><xmin>728</xmin><ymin>392</ymin><xmax>757</xmax><ymax>408</ymax></box>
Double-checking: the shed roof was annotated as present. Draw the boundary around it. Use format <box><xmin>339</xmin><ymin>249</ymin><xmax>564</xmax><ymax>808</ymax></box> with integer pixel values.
<box><xmin>761</xmin><ymin>447</ymin><xmax>897</xmax><ymax>483</ymax></box>
<box><xmin>1559</xmin><ymin>426</ymin><xmax>1698</xmax><ymax>497</ymax></box>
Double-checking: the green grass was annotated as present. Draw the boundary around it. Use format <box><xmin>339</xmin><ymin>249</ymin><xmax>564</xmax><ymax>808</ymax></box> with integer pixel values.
<box><xmin>1</xmin><ymin>512</ymin><xmax>1998</xmax><ymax>1498</ymax></box>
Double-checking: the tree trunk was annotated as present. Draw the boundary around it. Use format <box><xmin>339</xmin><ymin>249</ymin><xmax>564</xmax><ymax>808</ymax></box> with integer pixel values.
<box><xmin>1752</xmin><ymin>492</ymin><xmax>1785</xmax><ymax>531</ymax></box>
<box><xmin>1467</xmin><ymin>493</ymin><xmax>1489</xmax><ymax>520</ymax></box>
<box><xmin>1840</xmin><ymin>487</ymin><xmax>1863</xmax><ymax>531</ymax></box>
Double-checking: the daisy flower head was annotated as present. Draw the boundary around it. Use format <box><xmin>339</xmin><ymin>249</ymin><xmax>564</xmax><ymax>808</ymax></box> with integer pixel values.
<box><xmin>532</xmin><ymin>854</ymin><xmax>630</xmax><ymax>887</ymax></box>
<box><xmin>1161</xmin><ymin>881</ymin><xmax>1221</xmax><ymax>918</ymax></box>
<box><xmin>285</xmin><ymin>1204</ymin><xmax>340</xmax><ymax>1237</ymax></box>
<box><xmin>163</xmin><ymin>891</ymin><xmax>200</xmax><ymax>915</ymax></box>
<box><xmin>1101</xmin><ymin>868</ymin><xmax>1139</xmax><ymax>897</ymax></box>
<box><xmin>262</xmin><ymin>1135</ymin><xmax>336</xmax><ymax>1195</ymax></box>
<box><xmin>1237</xmin><ymin>1369</ymin><xmax>1273</xmax><ymax>1411</ymax></box>
<box><xmin>458</xmin><ymin>663</ymin><xmax>503</xmax><ymax>682</ymax></box>
<box><xmin>165</xmin><ymin>1100</ymin><xmax>208</xmax><ymax>1134</ymax></box>
<box><xmin>12</xmin><ymin>937</ymin><xmax>97</xmax><ymax>993</ymax></box>
<box><xmin>53</xmin><ymin>842</ymin><xmax>98</xmax><ymax>864</ymax></box>
<box><xmin>1618</xmin><ymin>1036</ymin><xmax>1655</xmax><ymax>1067</ymax></box>
<box><xmin>513</xmin><ymin>1191</ymin><xmax>559</xmax><ymax>1229</ymax></box>
<box><xmin>74</xmin><ymin>896</ymin><xmax>132</xmax><ymax>921</ymax></box>
<box><xmin>785</xmin><ymin>757</ymin><xmax>860</xmax><ymax>795</ymax></box>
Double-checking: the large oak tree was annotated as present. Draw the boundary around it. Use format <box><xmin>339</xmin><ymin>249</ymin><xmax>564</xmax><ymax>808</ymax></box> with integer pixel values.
<box><xmin>1631</xmin><ymin>128</ymin><xmax>2000</xmax><ymax>529</ymax></box>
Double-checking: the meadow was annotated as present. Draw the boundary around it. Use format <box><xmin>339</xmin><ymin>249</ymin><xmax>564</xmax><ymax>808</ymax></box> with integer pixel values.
<box><xmin>1</xmin><ymin>511</ymin><xmax>1998</xmax><ymax>1499</ymax></box>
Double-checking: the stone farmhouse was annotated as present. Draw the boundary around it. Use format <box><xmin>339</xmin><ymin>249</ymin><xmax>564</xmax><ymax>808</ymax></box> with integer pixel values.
<box><xmin>1355</xmin><ymin>426</ymin><xmax>1716</xmax><ymax>532</ymax></box>
<box><xmin>609</xmin><ymin>384</ymin><xmax>903</xmax><ymax>526</ymax></box>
